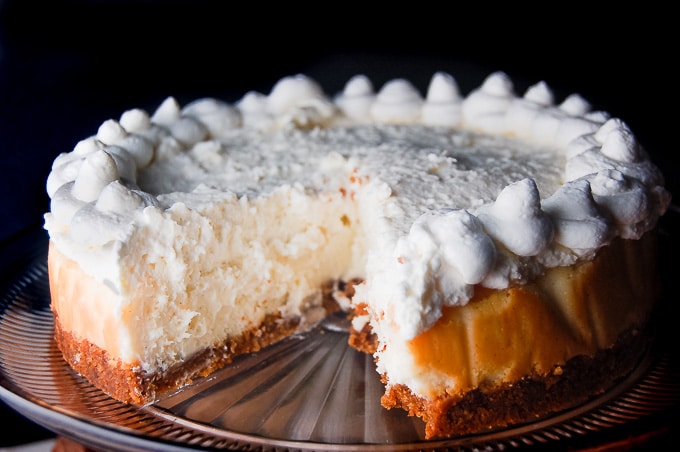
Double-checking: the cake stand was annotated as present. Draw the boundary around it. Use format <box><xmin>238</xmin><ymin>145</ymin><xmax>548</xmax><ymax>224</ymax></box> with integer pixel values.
<box><xmin>1</xmin><ymin>226</ymin><xmax>679</xmax><ymax>451</ymax></box>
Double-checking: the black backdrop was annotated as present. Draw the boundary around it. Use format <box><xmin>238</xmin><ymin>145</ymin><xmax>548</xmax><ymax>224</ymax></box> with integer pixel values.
<box><xmin>1</xmin><ymin>0</ymin><xmax>676</xmax><ymax>245</ymax></box>
<box><xmin>0</xmin><ymin>0</ymin><xmax>676</xmax><ymax>447</ymax></box>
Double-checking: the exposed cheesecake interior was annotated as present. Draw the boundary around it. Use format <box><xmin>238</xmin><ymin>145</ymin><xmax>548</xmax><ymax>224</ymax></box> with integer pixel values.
<box><xmin>43</xmin><ymin>71</ymin><xmax>670</xmax><ymax>437</ymax></box>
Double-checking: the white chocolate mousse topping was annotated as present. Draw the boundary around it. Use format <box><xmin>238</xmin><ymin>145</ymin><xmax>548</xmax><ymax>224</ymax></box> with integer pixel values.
<box><xmin>44</xmin><ymin>71</ymin><xmax>670</xmax><ymax>380</ymax></box>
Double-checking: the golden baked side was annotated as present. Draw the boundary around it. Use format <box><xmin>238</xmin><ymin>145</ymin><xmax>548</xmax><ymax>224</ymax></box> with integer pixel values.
<box><xmin>366</xmin><ymin>232</ymin><xmax>659</xmax><ymax>438</ymax></box>
<box><xmin>48</xmin><ymin>242</ymin><xmax>303</xmax><ymax>405</ymax></box>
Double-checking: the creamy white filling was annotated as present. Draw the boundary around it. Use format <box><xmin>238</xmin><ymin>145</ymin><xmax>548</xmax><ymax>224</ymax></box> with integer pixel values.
<box><xmin>116</xmin><ymin>188</ymin><xmax>362</xmax><ymax>370</ymax></box>
<box><xmin>44</xmin><ymin>71</ymin><xmax>671</xmax><ymax>377</ymax></box>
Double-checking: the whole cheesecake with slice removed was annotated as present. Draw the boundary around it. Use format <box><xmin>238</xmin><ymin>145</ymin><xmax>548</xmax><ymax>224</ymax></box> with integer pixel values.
<box><xmin>44</xmin><ymin>71</ymin><xmax>670</xmax><ymax>438</ymax></box>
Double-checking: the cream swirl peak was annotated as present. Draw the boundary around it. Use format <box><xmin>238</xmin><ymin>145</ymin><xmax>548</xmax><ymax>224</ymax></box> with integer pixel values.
<box><xmin>44</xmin><ymin>71</ymin><xmax>671</xmax><ymax>342</ymax></box>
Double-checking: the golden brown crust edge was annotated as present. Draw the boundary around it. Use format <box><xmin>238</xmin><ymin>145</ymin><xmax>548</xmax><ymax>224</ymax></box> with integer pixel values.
<box><xmin>52</xmin><ymin>309</ymin><xmax>301</xmax><ymax>405</ymax></box>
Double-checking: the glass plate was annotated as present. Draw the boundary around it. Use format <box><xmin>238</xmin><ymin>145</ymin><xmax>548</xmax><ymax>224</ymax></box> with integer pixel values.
<box><xmin>1</xmin><ymin>227</ymin><xmax>679</xmax><ymax>451</ymax></box>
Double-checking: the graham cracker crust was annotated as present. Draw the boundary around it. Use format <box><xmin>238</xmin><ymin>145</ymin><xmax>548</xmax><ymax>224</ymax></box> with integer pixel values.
<box><xmin>52</xmin><ymin>311</ymin><xmax>301</xmax><ymax>406</ymax></box>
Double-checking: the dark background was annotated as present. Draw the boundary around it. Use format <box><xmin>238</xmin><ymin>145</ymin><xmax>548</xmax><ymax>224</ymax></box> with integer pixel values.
<box><xmin>1</xmin><ymin>0</ymin><xmax>677</xmax><ymax>448</ymax></box>
<box><xmin>1</xmin><ymin>1</ymin><xmax>676</xmax><ymax>246</ymax></box>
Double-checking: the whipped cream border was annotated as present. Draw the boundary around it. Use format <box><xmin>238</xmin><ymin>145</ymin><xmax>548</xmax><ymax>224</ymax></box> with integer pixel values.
<box><xmin>43</xmin><ymin>71</ymin><xmax>671</xmax><ymax>339</ymax></box>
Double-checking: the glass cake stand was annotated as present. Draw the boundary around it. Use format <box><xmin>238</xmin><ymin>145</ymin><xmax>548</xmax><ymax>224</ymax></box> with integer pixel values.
<box><xmin>1</xmin><ymin>226</ymin><xmax>679</xmax><ymax>451</ymax></box>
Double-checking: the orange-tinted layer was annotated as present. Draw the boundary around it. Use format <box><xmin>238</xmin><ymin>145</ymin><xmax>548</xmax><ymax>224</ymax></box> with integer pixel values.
<box><xmin>407</xmin><ymin>234</ymin><xmax>659</xmax><ymax>393</ymax></box>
